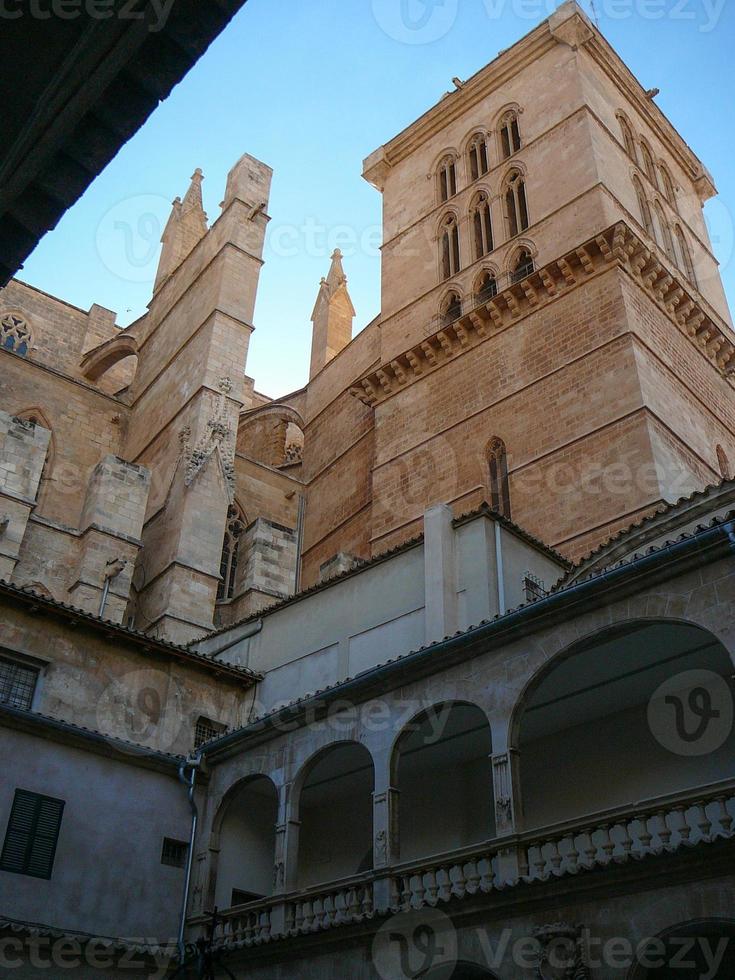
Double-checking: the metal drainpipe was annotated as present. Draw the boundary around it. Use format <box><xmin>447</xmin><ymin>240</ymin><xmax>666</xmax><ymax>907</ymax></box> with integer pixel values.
<box><xmin>494</xmin><ymin>520</ymin><xmax>506</xmax><ymax>616</ymax></box>
<box><xmin>177</xmin><ymin>755</ymin><xmax>202</xmax><ymax>964</ymax></box>
<box><xmin>294</xmin><ymin>494</ymin><xmax>306</xmax><ymax>593</ymax></box>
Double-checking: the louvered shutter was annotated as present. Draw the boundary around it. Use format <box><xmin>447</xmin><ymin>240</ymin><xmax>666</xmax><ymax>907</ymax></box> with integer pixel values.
<box><xmin>0</xmin><ymin>789</ymin><xmax>65</xmax><ymax>878</ymax></box>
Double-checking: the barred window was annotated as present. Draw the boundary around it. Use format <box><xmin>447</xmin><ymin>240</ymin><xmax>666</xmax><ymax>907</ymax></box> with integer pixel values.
<box><xmin>0</xmin><ymin>657</ymin><xmax>38</xmax><ymax>710</ymax></box>
<box><xmin>194</xmin><ymin>715</ymin><xmax>226</xmax><ymax>749</ymax></box>
<box><xmin>0</xmin><ymin>789</ymin><xmax>64</xmax><ymax>879</ymax></box>
<box><xmin>161</xmin><ymin>837</ymin><xmax>189</xmax><ymax>868</ymax></box>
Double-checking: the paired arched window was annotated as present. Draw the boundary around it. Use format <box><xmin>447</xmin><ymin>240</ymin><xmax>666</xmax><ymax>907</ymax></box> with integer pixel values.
<box><xmin>659</xmin><ymin>164</ymin><xmax>676</xmax><ymax>208</ymax></box>
<box><xmin>467</xmin><ymin>134</ymin><xmax>489</xmax><ymax>181</ymax></box>
<box><xmin>640</xmin><ymin>140</ymin><xmax>658</xmax><ymax>187</ymax></box>
<box><xmin>475</xmin><ymin>271</ymin><xmax>498</xmax><ymax>304</ymax></box>
<box><xmin>653</xmin><ymin>201</ymin><xmax>675</xmax><ymax>260</ymax></box>
<box><xmin>499</xmin><ymin>111</ymin><xmax>521</xmax><ymax>159</ymax></box>
<box><xmin>471</xmin><ymin>192</ymin><xmax>494</xmax><ymax>259</ymax></box>
<box><xmin>511</xmin><ymin>248</ymin><xmax>534</xmax><ymax>283</ymax></box>
<box><xmin>487</xmin><ymin>438</ymin><xmax>511</xmax><ymax>518</ymax></box>
<box><xmin>1</xmin><ymin>312</ymin><xmax>32</xmax><ymax>356</ymax></box>
<box><xmin>437</xmin><ymin>155</ymin><xmax>457</xmax><ymax>202</ymax></box>
<box><xmin>504</xmin><ymin>170</ymin><xmax>529</xmax><ymax>238</ymax></box>
<box><xmin>673</xmin><ymin>225</ymin><xmax>697</xmax><ymax>285</ymax></box>
<box><xmin>440</xmin><ymin>291</ymin><xmax>462</xmax><ymax>326</ymax></box>
<box><xmin>633</xmin><ymin>175</ymin><xmax>654</xmax><ymax>238</ymax></box>
<box><xmin>440</xmin><ymin>213</ymin><xmax>461</xmax><ymax>280</ymax></box>
<box><xmin>619</xmin><ymin>116</ymin><xmax>637</xmax><ymax>161</ymax></box>
<box><xmin>217</xmin><ymin>503</ymin><xmax>246</xmax><ymax>601</ymax></box>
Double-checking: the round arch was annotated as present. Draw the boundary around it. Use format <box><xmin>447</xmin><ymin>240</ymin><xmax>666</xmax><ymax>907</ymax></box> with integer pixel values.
<box><xmin>211</xmin><ymin>773</ymin><xmax>280</xmax><ymax>909</ymax></box>
<box><xmin>628</xmin><ymin>919</ymin><xmax>735</xmax><ymax>979</ymax></box>
<box><xmin>294</xmin><ymin>739</ymin><xmax>375</xmax><ymax>888</ymax></box>
<box><xmin>510</xmin><ymin>619</ymin><xmax>735</xmax><ymax>829</ymax></box>
<box><xmin>391</xmin><ymin>701</ymin><xmax>494</xmax><ymax>863</ymax></box>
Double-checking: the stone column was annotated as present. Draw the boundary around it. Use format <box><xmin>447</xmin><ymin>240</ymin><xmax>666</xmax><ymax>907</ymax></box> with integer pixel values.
<box><xmin>270</xmin><ymin>782</ymin><xmax>300</xmax><ymax>935</ymax></box>
<box><xmin>372</xmin><ymin>756</ymin><xmax>401</xmax><ymax>912</ymax></box>
<box><xmin>491</xmin><ymin>748</ymin><xmax>524</xmax><ymax>884</ymax></box>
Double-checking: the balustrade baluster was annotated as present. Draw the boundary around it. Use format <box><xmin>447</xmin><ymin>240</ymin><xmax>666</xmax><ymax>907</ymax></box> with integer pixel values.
<box><xmin>424</xmin><ymin>868</ymin><xmax>439</xmax><ymax>904</ymax></box>
<box><xmin>598</xmin><ymin>824</ymin><xmax>615</xmax><ymax>861</ymax></box>
<box><xmin>413</xmin><ymin>873</ymin><xmax>426</xmax><ymax>908</ymax></box>
<box><xmin>478</xmin><ymin>856</ymin><xmax>494</xmax><ymax>892</ymax></box>
<box><xmin>549</xmin><ymin>839</ymin><xmax>562</xmax><ymax>871</ymax></box>
<box><xmin>436</xmin><ymin>867</ymin><xmax>452</xmax><ymax>901</ymax></box>
<box><xmin>301</xmin><ymin>900</ymin><xmax>313</xmax><ymax>932</ymax></box>
<box><xmin>673</xmin><ymin>805</ymin><xmax>691</xmax><ymax>841</ymax></box>
<box><xmin>657</xmin><ymin>811</ymin><xmax>673</xmax><ymax>847</ymax></box>
<box><xmin>347</xmin><ymin>887</ymin><xmax>360</xmax><ymax>919</ymax></box>
<box><xmin>451</xmin><ymin>863</ymin><xmax>467</xmax><ymax>898</ymax></box>
<box><xmin>400</xmin><ymin>875</ymin><xmax>412</xmax><ymax>910</ymax></box>
<box><xmin>637</xmin><ymin>814</ymin><xmax>653</xmax><ymax>851</ymax></box>
<box><xmin>618</xmin><ymin>820</ymin><xmax>634</xmax><ymax>855</ymax></box>
<box><xmin>323</xmin><ymin>894</ymin><xmax>335</xmax><ymax>926</ymax></box>
<box><xmin>582</xmin><ymin>828</ymin><xmax>597</xmax><ymax>866</ymax></box>
<box><xmin>693</xmin><ymin>802</ymin><xmax>712</xmax><ymax>839</ymax></box>
<box><xmin>361</xmin><ymin>884</ymin><xmax>373</xmax><ymax>915</ymax></box>
<box><xmin>466</xmin><ymin>861</ymin><xmax>481</xmax><ymax>894</ymax></box>
<box><xmin>715</xmin><ymin>797</ymin><xmax>733</xmax><ymax>834</ymax></box>
<box><xmin>566</xmin><ymin>834</ymin><xmax>580</xmax><ymax>870</ymax></box>
<box><xmin>533</xmin><ymin>845</ymin><xmax>547</xmax><ymax>877</ymax></box>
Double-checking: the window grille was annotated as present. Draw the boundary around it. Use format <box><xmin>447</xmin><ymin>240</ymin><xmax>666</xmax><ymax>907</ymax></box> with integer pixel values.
<box><xmin>0</xmin><ymin>657</ymin><xmax>38</xmax><ymax>710</ymax></box>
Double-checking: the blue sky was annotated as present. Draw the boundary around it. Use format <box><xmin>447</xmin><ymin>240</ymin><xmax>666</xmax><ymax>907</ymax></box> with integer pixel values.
<box><xmin>18</xmin><ymin>0</ymin><xmax>735</xmax><ymax>397</ymax></box>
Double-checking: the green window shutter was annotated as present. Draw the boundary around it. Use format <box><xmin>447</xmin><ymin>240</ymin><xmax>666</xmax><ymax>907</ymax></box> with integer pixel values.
<box><xmin>0</xmin><ymin>789</ymin><xmax>65</xmax><ymax>879</ymax></box>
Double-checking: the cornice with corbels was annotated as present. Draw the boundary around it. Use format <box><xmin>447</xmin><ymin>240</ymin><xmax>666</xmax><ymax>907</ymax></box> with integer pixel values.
<box><xmin>349</xmin><ymin>221</ymin><xmax>735</xmax><ymax>408</ymax></box>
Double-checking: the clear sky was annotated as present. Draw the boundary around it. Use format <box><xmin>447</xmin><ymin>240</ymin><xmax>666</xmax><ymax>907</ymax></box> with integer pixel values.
<box><xmin>17</xmin><ymin>0</ymin><xmax>735</xmax><ymax>398</ymax></box>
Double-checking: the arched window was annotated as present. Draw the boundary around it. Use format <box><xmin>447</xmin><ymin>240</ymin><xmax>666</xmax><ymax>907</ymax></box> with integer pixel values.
<box><xmin>511</xmin><ymin>248</ymin><xmax>534</xmax><ymax>283</ymax></box>
<box><xmin>653</xmin><ymin>201</ymin><xmax>675</xmax><ymax>259</ymax></box>
<box><xmin>633</xmin><ymin>175</ymin><xmax>654</xmax><ymax>238</ymax></box>
<box><xmin>471</xmin><ymin>192</ymin><xmax>494</xmax><ymax>259</ymax></box>
<box><xmin>437</xmin><ymin>155</ymin><xmax>457</xmax><ymax>202</ymax></box>
<box><xmin>1</xmin><ymin>313</ymin><xmax>32</xmax><ymax>356</ymax></box>
<box><xmin>475</xmin><ymin>270</ymin><xmax>498</xmax><ymax>304</ymax></box>
<box><xmin>440</xmin><ymin>291</ymin><xmax>462</xmax><ymax>326</ymax></box>
<box><xmin>439</xmin><ymin>213</ymin><xmax>461</xmax><ymax>280</ymax></box>
<box><xmin>217</xmin><ymin>503</ymin><xmax>246</xmax><ymax>601</ymax></box>
<box><xmin>640</xmin><ymin>140</ymin><xmax>658</xmax><ymax>187</ymax></box>
<box><xmin>619</xmin><ymin>116</ymin><xmax>637</xmax><ymax>161</ymax></box>
<box><xmin>487</xmin><ymin>437</ymin><xmax>511</xmax><ymax>518</ymax></box>
<box><xmin>504</xmin><ymin>170</ymin><xmax>529</xmax><ymax>238</ymax></box>
<box><xmin>716</xmin><ymin>445</ymin><xmax>731</xmax><ymax>480</ymax></box>
<box><xmin>659</xmin><ymin>164</ymin><xmax>676</xmax><ymax>208</ymax></box>
<box><xmin>673</xmin><ymin>225</ymin><xmax>697</xmax><ymax>285</ymax></box>
<box><xmin>499</xmin><ymin>111</ymin><xmax>521</xmax><ymax>159</ymax></box>
<box><xmin>467</xmin><ymin>134</ymin><xmax>489</xmax><ymax>181</ymax></box>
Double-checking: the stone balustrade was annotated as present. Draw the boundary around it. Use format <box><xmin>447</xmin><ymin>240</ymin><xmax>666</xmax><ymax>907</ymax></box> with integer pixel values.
<box><xmin>197</xmin><ymin>778</ymin><xmax>735</xmax><ymax>949</ymax></box>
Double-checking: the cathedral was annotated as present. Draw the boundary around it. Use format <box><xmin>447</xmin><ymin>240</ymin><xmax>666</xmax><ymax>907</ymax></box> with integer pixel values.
<box><xmin>0</xmin><ymin>3</ymin><xmax>734</xmax><ymax>977</ymax></box>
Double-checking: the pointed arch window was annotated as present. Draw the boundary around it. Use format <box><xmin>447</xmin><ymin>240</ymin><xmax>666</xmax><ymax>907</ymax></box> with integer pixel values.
<box><xmin>1</xmin><ymin>313</ymin><xmax>32</xmax><ymax>356</ymax></box>
<box><xmin>487</xmin><ymin>438</ymin><xmax>511</xmax><ymax>518</ymax></box>
<box><xmin>640</xmin><ymin>141</ymin><xmax>658</xmax><ymax>187</ymax></box>
<box><xmin>633</xmin><ymin>176</ymin><xmax>653</xmax><ymax>238</ymax></box>
<box><xmin>619</xmin><ymin>116</ymin><xmax>637</xmax><ymax>161</ymax></box>
<box><xmin>511</xmin><ymin>249</ymin><xmax>534</xmax><ymax>283</ymax></box>
<box><xmin>440</xmin><ymin>291</ymin><xmax>462</xmax><ymax>326</ymax></box>
<box><xmin>217</xmin><ymin>504</ymin><xmax>246</xmax><ymax>602</ymax></box>
<box><xmin>653</xmin><ymin>201</ymin><xmax>675</xmax><ymax>259</ymax></box>
<box><xmin>440</xmin><ymin>213</ymin><xmax>461</xmax><ymax>280</ymax></box>
<box><xmin>499</xmin><ymin>112</ymin><xmax>521</xmax><ymax>159</ymax></box>
<box><xmin>475</xmin><ymin>271</ymin><xmax>498</xmax><ymax>304</ymax></box>
<box><xmin>468</xmin><ymin>135</ymin><xmax>489</xmax><ymax>181</ymax></box>
<box><xmin>673</xmin><ymin>225</ymin><xmax>697</xmax><ymax>286</ymax></box>
<box><xmin>437</xmin><ymin>156</ymin><xmax>457</xmax><ymax>202</ymax></box>
<box><xmin>659</xmin><ymin>165</ymin><xmax>676</xmax><ymax>208</ymax></box>
<box><xmin>504</xmin><ymin>171</ymin><xmax>529</xmax><ymax>238</ymax></box>
<box><xmin>471</xmin><ymin>192</ymin><xmax>494</xmax><ymax>259</ymax></box>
